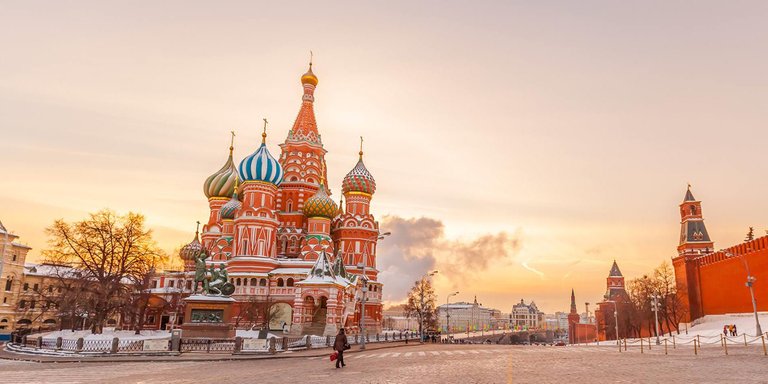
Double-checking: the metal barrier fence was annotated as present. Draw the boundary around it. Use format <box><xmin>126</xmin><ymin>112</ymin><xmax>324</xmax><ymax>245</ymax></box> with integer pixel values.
<box><xmin>614</xmin><ymin>332</ymin><xmax>768</xmax><ymax>356</ymax></box>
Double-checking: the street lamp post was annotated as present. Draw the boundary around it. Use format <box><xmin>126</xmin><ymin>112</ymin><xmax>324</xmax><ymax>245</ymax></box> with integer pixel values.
<box><xmin>725</xmin><ymin>251</ymin><xmax>762</xmax><ymax>335</ymax></box>
<box><xmin>419</xmin><ymin>271</ymin><xmax>438</xmax><ymax>343</ymax></box>
<box><xmin>650</xmin><ymin>294</ymin><xmax>661</xmax><ymax>345</ymax></box>
<box><xmin>446</xmin><ymin>291</ymin><xmax>459</xmax><ymax>338</ymax></box>
<box><xmin>357</xmin><ymin>262</ymin><xmax>368</xmax><ymax>350</ymax></box>
<box><xmin>603</xmin><ymin>297</ymin><xmax>620</xmax><ymax>345</ymax></box>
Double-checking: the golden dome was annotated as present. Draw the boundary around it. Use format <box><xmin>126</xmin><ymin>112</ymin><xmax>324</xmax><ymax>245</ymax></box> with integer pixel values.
<box><xmin>301</xmin><ymin>64</ymin><xmax>318</xmax><ymax>86</ymax></box>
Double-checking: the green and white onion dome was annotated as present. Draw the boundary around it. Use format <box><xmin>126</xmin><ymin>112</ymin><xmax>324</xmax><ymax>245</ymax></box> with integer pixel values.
<box><xmin>303</xmin><ymin>184</ymin><xmax>338</xmax><ymax>219</ymax></box>
<box><xmin>238</xmin><ymin>142</ymin><xmax>283</xmax><ymax>185</ymax></box>
<box><xmin>342</xmin><ymin>157</ymin><xmax>376</xmax><ymax>195</ymax></box>
<box><xmin>203</xmin><ymin>151</ymin><xmax>238</xmax><ymax>198</ymax></box>
<box><xmin>179</xmin><ymin>232</ymin><xmax>203</xmax><ymax>261</ymax></box>
<box><xmin>219</xmin><ymin>186</ymin><xmax>242</xmax><ymax>220</ymax></box>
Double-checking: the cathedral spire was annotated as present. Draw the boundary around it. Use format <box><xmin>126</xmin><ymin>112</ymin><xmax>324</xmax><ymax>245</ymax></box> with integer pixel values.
<box><xmin>288</xmin><ymin>57</ymin><xmax>321</xmax><ymax>144</ymax></box>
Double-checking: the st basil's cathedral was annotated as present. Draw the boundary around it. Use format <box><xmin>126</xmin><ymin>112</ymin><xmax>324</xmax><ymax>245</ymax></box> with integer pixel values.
<box><xmin>148</xmin><ymin>62</ymin><xmax>384</xmax><ymax>336</ymax></box>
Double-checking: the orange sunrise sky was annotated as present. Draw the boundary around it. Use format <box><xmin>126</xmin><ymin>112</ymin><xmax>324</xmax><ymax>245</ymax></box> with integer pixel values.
<box><xmin>1</xmin><ymin>1</ymin><xmax>767</xmax><ymax>313</ymax></box>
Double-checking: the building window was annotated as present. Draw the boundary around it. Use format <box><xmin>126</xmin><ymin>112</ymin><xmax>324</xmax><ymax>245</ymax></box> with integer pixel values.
<box><xmin>169</xmin><ymin>280</ymin><xmax>174</xmax><ymax>288</ymax></box>
<box><xmin>30</xmin><ymin>300</ymin><xmax>36</xmax><ymax>309</ymax></box>
<box><xmin>236</xmin><ymin>278</ymin><xmax>242</xmax><ymax>286</ymax></box>
<box><xmin>12</xmin><ymin>254</ymin><xmax>17</xmax><ymax>262</ymax></box>
<box><xmin>250</xmin><ymin>278</ymin><xmax>257</xmax><ymax>286</ymax></box>
<box><xmin>259</xmin><ymin>279</ymin><xmax>267</xmax><ymax>287</ymax></box>
<box><xmin>23</xmin><ymin>283</ymin><xmax>29</xmax><ymax>291</ymax></box>
<box><xmin>151</xmin><ymin>280</ymin><xmax>158</xmax><ymax>289</ymax></box>
<box><xmin>186</xmin><ymin>281</ymin><xmax>192</xmax><ymax>290</ymax></box>
<box><xmin>47</xmin><ymin>286</ymin><xmax>53</xmax><ymax>293</ymax></box>
<box><xmin>19</xmin><ymin>300</ymin><xmax>26</xmax><ymax>308</ymax></box>
<box><xmin>33</xmin><ymin>283</ymin><xmax>39</xmax><ymax>292</ymax></box>
<box><xmin>4</xmin><ymin>278</ymin><xmax>11</xmax><ymax>291</ymax></box>
<box><xmin>286</xmin><ymin>278</ymin><xmax>294</xmax><ymax>287</ymax></box>
<box><xmin>277</xmin><ymin>278</ymin><xmax>284</xmax><ymax>287</ymax></box>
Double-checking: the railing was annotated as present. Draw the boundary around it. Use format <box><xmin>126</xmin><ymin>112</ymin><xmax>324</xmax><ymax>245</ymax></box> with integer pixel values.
<box><xmin>11</xmin><ymin>331</ymin><xmax>422</xmax><ymax>356</ymax></box>
<box><xmin>81</xmin><ymin>339</ymin><xmax>112</xmax><ymax>352</ymax></box>
<box><xmin>117</xmin><ymin>339</ymin><xmax>145</xmax><ymax>352</ymax></box>
<box><xmin>179</xmin><ymin>338</ymin><xmax>235</xmax><ymax>353</ymax></box>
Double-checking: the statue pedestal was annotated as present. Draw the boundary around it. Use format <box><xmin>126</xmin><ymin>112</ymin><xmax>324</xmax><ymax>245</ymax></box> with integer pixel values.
<box><xmin>180</xmin><ymin>295</ymin><xmax>236</xmax><ymax>339</ymax></box>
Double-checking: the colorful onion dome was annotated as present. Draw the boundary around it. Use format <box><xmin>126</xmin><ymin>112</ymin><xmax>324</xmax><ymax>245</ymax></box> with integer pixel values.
<box><xmin>203</xmin><ymin>145</ymin><xmax>238</xmax><ymax>199</ymax></box>
<box><xmin>301</xmin><ymin>62</ymin><xmax>318</xmax><ymax>86</ymax></box>
<box><xmin>179</xmin><ymin>223</ymin><xmax>203</xmax><ymax>261</ymax></box>
<box><xmin>303</xmin><ymin>184</ymin><xmax>338</xmax><ymax>219</ymax></box>
<box><xmin>238</xmin><ymin>128</ymin><xmax>283</xmax><ymax>185</ymax></box>
<box><xmin>219</xmin><ymin>178</ymin><xmax>242</xmax><ymax>220</ymax></box>
<box><xmin>342</xmin><ymin>141</ymin><xmax>376</xmax><ymax>195</ymax></box>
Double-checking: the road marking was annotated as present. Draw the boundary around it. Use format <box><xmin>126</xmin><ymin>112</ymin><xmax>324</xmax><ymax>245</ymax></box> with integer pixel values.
<box><xmin>390</xmin><ymin>352</ymin><xmax>401</xmax><ymax>357</ymax></box>
<box><xmin>455</xmin><ymin>350</ymin><xmax>467</xmax><ymax>354</ymax></box>
<box><xmin>443</xmin><ymin>351</ymin><xmax>453</xmax><ymax>355</ymax></box>
<box><xmin>430</xmin><ymin>351</ymin><xmax>440</xmax><ymax>356</ymax></box>
<box><xmin>418</xmin><ymin>351</ymin><xmax>426</xmax><ymax>356</ymax></box>
<box><xmin>404</xmin><ymin>352</ymin><xmax>413</xmax><ymax>357</ymax></box>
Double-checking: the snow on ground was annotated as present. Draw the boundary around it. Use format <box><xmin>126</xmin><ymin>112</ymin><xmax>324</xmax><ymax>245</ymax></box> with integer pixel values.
<box><xmin>684</xmin><ymin>312</ymin><xmax>768</xmax><ymax>337</ymax></box>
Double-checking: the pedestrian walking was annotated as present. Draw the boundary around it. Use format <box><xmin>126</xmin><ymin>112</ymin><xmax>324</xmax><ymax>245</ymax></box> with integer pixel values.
<box><xmin>723</xmin><ymin>325</ymin><xmax>728</xmax><ymax>336</ymax></box>
<box><xmin>333</xmin><ymin>328</ymin><xmax>349</xmax><ymax>369</ymax></box>
<box><xmin>732</xmin><ymin>324</ymin><xmax>738</xmax><ymax>336</ymax></box>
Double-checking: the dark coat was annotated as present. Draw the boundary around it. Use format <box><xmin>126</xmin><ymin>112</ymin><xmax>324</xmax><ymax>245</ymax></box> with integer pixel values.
<box><xmin>334</xmin><ymin>334</ymin><xmax>348</xmax><ymax>351</ymax></box>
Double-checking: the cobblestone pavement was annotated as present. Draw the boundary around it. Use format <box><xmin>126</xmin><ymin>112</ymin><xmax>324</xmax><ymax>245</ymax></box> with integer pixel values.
<box><xmin>2</xmin><ymin>343</ymin><xmax>767</xmax><ymax>384</ymax></box>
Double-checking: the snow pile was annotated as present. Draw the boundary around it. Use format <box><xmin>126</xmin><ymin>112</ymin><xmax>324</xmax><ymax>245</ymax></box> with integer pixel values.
<box><xmin>234</xmin><ymin>330</ymin><xmax>280</xmax><ymax>339</ymax></box>
<box><xmin>33</xmin><ymin>329</ymin><xmax>171</xmax><ymax>341</ymax></box>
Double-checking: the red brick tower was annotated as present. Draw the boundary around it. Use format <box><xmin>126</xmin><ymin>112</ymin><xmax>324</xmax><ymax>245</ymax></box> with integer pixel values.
<box><xmin>672</xmin><ymin>185</ymin><xmax>713</xmax><ymax>322</ymax></box>
<box><xmin>567</xmin><ymin>289</ymin><xmax>580</xmax><ymax>344</ymax></box>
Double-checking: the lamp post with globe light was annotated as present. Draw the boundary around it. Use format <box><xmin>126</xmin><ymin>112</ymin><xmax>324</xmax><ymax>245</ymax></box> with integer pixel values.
<box><xmin>446</xmin><ymin>291</ymin><xmax>459</xmax><ymax>338</ymax></box>
<box><xmin>725</xmin><ymin>250</ymin><xmax>762</xmax><ymax>335</ymax></box>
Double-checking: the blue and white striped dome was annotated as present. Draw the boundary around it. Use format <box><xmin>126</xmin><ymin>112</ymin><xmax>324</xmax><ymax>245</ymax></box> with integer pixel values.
<box><xmin>238</xmin><ymin>143</ymin><xmax>283</xmax><ymax>185</ymax></box>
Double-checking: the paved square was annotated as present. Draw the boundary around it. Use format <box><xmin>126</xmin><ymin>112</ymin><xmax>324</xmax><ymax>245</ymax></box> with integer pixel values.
<box><xmin>1</xmin><ymin>344</ymin><xmax>766</xmax><ymax>383</ymax></box>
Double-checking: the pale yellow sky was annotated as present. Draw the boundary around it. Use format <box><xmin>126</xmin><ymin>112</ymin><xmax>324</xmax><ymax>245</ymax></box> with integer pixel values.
<box><xmin>1</xmin><ymin>1</ymin><xmax>767</xmax><ymax>313</ymax></box>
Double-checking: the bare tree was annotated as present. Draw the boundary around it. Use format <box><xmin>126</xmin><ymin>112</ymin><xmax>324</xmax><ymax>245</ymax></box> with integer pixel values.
<box><xmin>404</xmin><ymin>278</ymin><xmax>437</xmax><ymax>337</ymax></box>
<box><xmin>43</xmin><ymin>210</ymin><xmax>165</xmax><ymax>333</ymax></box>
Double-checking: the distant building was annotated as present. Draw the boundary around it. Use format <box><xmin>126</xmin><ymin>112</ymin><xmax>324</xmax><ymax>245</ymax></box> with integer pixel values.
<box><xmin>510</xmin><ymin>299</ymin><xmax>544</xmax><ymax>330</ymax></box>
<box><xmin>544</xmin><ymin>312</ymin><xmax>569</xmax><ymax>331</ymax></box>
<box><xmin>381</xmin><ymin>304</ymin><xmax>415</xmax><ymax>331</ymax></box>
<box><xmin>437</xmin><ymin>296</ymin><xmax>496</xmax><ymax>332</ymax></box>
<box><xmin>594</xmin><ymin>260</ymin><xmax>632</xmax><ymax>341</ymax></box>
<box><xmin>0</xmin><ymin>220</ymin><xmax>32</xmax><ymax>330</ymax></box>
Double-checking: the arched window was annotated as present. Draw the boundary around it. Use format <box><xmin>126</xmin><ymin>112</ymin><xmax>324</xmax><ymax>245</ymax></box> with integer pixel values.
<box><xmin>4</xmin><ymin>277</ymin><xmax>11</xmax><ymax>291</ymax></box>
<box><xmin>250</xmin><ymin>278</ymin><xmax>257</xmax><ymax>286</ymax></box>
<box><xmin>277</xmin><ymin>278</ymin><xmax>284</xmax><ymax>287</ymax></box>
<box><xmin>287</xmin><ymin>201</ymin><xmax>293</xmax><ymax>211</ymax></box>
<box><xmin>243</xmin><ymin>278</ymin><xmax>248</xmax><ymax>286</ymax></box>
<box><xmin>18</xmin><ymin>300</ymin><xmax>26</xmax><ymax>308</ymax></box>
<box><xmin>286</xmin><ymin>278</ymin><xmax>294</xmax><ymax>287</ymax></box>
<box><xmin>259</xmin><ymin>279</ymin><xmax>267</xmax><ymax>287</ymax></box>
<box><xmin>690</xmin><ymin>205</ymin><xmax>697</xmax><ymax>215</ymax></box>
<box><xmin>236</xmin><ymin>278</ymin><xmax>242</xmax><ymax>286</ymax></box>
<box><xmin>290</xmin><ymin>176</ymin><xmax>298</xmax><ymax>182</ymax></box>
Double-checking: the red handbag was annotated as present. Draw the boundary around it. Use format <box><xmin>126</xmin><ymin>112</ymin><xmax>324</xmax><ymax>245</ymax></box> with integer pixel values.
<box><xmin>330</xmin><ymin>351</ymin><xmax>338</xmax><ymax>361</ymax></box>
